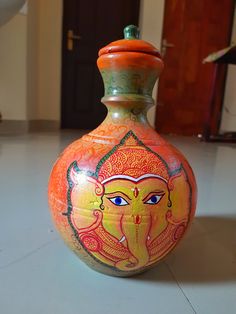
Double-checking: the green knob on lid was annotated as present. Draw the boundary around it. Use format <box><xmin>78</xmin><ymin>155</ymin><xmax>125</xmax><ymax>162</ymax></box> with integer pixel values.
<box><xmin>124</xmin><ymin>25</ymin><xmax>140</xmax><ymax>39</ymax></box>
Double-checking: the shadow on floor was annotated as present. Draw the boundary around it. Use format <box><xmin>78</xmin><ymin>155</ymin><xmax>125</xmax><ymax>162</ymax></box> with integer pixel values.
<box><xmin>132</xmin><ymin>215</ymin><xmax>236</xmax><ymax>284</ymax></box>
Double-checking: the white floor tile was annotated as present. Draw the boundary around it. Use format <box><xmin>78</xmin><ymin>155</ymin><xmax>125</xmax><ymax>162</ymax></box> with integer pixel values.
<box><xmin>0</xmin><ymin>241</ymin><xmax>195</xmax><ymax>314</ymax></box>
<box><xmin>0</xmin><ymin>132</ymin><xmax>236</xmax><ymax>314</ymax></box>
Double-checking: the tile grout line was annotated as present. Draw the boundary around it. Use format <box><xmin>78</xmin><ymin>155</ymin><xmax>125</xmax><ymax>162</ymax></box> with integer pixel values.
<box><xmin>0</xmin><ymin>238</ymin><xmax>59</xmax><ymax>270</ymax></box>
<box><xmin>165</xmin><ymin>262</ymin><xmax>197</xmax><ymax>314</ymax></box>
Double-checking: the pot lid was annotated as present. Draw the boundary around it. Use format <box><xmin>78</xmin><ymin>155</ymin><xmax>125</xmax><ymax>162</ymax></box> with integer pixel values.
<box><xmin>98</xmin><ymin>25</ymin><xmax>161</xmax><ymax>58</ymax></box>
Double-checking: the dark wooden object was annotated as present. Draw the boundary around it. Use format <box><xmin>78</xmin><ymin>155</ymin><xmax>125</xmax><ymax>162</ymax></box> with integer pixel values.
<box><xmin>202</xmin><ymin>46</ymin><xmax>236</xmax><ymax>142</ymax></box>
<box><xmin>156</xmin><ymin>0</ymin><xmax>234</xmax><ymax>136</ymax></box>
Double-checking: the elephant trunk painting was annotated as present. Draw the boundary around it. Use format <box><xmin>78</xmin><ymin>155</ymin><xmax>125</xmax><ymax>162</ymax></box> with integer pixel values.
<box><xmin>115</xmin><ymin>213</ymin><xmax>151</xmax><ymax>270</ymax></box>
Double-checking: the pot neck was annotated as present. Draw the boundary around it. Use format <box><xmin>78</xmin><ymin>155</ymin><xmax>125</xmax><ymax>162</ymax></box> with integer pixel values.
<box><xmin>102</xmin><ymin>96</ymin><xmax>153</xmax><ymax>126</ymax></box>
<box><xmin>96</xmin><ymin>25</ymin><xmax>163</xmax><ymax>129</ymax></box>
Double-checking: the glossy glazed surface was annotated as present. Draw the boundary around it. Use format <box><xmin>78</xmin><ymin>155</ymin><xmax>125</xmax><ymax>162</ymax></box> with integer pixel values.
<box><xmin>48</xmin><ymin>26</ymin><xmax>197</xmax><ymax>276</ymax></box>
<box><xmin>48</xmin><ymin>112</ymin><xmax>196</xmax><ymax>276</ymax></box>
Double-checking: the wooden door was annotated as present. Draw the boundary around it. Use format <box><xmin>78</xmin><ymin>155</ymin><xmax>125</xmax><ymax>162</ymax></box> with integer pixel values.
<box><xmin>61</xmin><ymin>0</ymin><xmax>140</xmax><ymax>129</ymax></box>
<box><xmin>156</xmin><ymin>0</ymin><xmax>234</xmax><ymax>135</ymax></box>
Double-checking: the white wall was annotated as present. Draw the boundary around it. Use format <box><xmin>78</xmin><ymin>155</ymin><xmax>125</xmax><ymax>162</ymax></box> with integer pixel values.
<box><xmin>37</xmin><ymin>0</ymin><xmax>62</xmax><ymax>121</ymax></box>
<box><xmin>27</xmin><ymin>0</ymin><xmax>39</xmax><ymax>120</ymax></box>
<box><xmin>220</xmin><ymin>8</ymin><xmax>236</xmax><ymax>132</ymax></box>
<box><xmin>27</xmin><ymin>0</ymin><xmax>62</xmax><ymax>122</ymax></box>
<box><xmin>139</xmin><ymin>0</ymin><xmax>165</xmax><ymax>126</ymax></box>
<box><xmin>0</xmin><ymin>13</ymin><xmax>27</xmax><ymax>120</ymax></box>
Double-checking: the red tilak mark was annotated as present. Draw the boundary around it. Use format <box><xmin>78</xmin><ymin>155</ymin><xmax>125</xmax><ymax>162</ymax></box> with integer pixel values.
<box><xmin>135</xmin><ymin>215</ymin><xmax>141</xmax><ymax>224</ymax></box>
<box><xmin>133</xmin><ymin>187</ymin><xmax>139</xmax><ymax>198</ymax></box>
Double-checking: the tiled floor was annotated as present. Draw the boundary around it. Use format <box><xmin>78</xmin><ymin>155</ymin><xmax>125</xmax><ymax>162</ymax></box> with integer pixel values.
<box><xmin>0</xmin><ymin>131</ymin><xmax>236</xmax><ymax>314</ymax></box>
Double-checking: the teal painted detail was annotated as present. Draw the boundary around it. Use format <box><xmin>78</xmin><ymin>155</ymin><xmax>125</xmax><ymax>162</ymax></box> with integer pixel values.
<box><xmin>100</xmin><ymin>69</ymin><xmax>157</xmax><ymax>97</ymax></box>
<box><xmin>124</xmin><ymin>25</ymin><xmax>140</xmax><ymax>39</ymax></box>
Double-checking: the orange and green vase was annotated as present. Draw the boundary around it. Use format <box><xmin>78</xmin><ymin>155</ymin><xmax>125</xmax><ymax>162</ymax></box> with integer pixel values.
<box><xmin>48</xmin><ymin>25</ymin><xmax>197</xmax><ymax>277</ymax></box>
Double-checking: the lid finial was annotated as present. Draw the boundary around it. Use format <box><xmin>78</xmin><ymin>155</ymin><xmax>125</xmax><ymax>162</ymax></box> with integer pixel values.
<box><xmin>124</xmin><ymin>25</ymin><xmax>140</xmax><ymax>40</ymax></box>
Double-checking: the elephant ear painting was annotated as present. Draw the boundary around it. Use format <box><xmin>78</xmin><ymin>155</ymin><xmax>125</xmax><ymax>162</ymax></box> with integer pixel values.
<box><xmin>66</xmin><ymin>131</ymin><xmax>192</xmax><ymax>273</ymax></box>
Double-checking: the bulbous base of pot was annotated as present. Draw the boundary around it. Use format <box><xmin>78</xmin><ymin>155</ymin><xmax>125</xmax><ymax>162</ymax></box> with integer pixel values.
<box><xmin>85</xmin><ymin>261</ymin><xmax>153</xmax><ymax>278</ymax></box>
<box><xmin>63</xmin><ymin>233</ymin><xmax>165</xmax><ymax>277</ymax></box>
<box><xmin>48</xmin><ymin>127</ymin><xmax>197</xmax><ymax>277</ymax></box>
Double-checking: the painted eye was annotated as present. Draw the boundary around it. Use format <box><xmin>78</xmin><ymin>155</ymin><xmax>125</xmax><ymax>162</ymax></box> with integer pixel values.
<box><xmin>108</xmin><ymin>196</ymin><xmax>129</xmax><ymax>206</ymax></box>
<box><xmin>145</xmin><ymin>195</ymin><xmax>163</xmax><ymax>205</ymax></box>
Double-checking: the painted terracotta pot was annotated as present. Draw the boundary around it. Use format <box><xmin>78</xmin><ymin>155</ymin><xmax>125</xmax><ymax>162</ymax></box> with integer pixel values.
<box><xmin>48</xmin><ymin>25</ymin><xmax>197</xmax><ymax>277</ymax></box>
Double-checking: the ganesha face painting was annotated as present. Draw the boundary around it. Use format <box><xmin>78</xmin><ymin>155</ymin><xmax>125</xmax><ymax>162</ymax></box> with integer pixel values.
<box><xmin>65</xmin><ymin>131</ymin><xmax>194</xmax><ymax>274</ymax></box>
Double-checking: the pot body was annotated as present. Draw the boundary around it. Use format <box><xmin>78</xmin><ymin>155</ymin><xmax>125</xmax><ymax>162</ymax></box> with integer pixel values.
<box><xmin>48</xmin><ymin>118</ymin><xmax>196</xmax><ymax>277</ymax></box>
<box><xmin>48</xmin><ymin>26</ymin><xmax>197</xmax><ymax>277</ymax></box>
